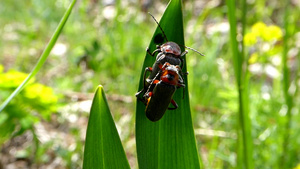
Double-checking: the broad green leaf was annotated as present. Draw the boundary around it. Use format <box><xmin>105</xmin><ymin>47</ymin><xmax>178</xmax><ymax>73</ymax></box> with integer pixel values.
<box><xmin>83</xmin><ymin>86</ymin><xmax>130</xmax><ymax>169</ymax></box>
<box><xmin>135</xmin><ymin>0</ymin><xmax>201</xmax><ymax>169</ymax></box>
<box><xmin>0</xmin><ymin>0</ymin><xmax>77</xmax><ymax>112</ymax></box>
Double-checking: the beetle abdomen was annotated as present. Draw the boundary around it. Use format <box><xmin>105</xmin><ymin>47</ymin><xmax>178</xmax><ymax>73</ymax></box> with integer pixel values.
<box><xmin>145</xmin><ymin>82</ymin><xmax>176</xmax><ymax>122</ymax></box>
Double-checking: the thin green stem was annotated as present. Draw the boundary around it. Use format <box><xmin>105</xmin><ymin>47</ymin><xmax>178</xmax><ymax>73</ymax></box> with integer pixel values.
<box><xmin>0</xmin><ymin>0</ymin><xmax>77</xmax><ymax>112</ymax></box>
<box><xmin>226</xmin><ymin>0</ymin><xmax>253</xmax><ymax>168</ymax></box>
<box><xmin>280</xmin><ymin>1</ymin><xmax>293</xmax><ymax>168</ymax></box>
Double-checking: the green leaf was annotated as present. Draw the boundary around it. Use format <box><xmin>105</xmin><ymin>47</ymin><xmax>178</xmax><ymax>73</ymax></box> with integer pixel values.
<box><xmin>135</xmin><ymin>0</ymin><xmax>201</xmax><ymax>169</ymax></box>
<box><xmin>83</xmin><ymin>86</ymin><xmax>130</xmax><ymax>169</ymax></box>
<box><xmin>0</xmin><ymin>0</ymin><xmax>77</xmax><ymax>112</ymax></box>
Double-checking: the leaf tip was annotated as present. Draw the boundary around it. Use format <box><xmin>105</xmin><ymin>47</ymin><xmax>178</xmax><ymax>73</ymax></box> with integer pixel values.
<box><xmin>97</xmin><ymin>85</ymin><xmax>104</xmax><ymax>90</ymax></box>
<box><xmin>95</xmin><ymin>85</ymin><xmax>104</xmax><ymax>94</ymax></box>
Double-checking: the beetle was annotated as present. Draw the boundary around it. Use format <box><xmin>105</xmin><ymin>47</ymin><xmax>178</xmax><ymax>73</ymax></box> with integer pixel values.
<box><xmin>135</xmin><ymin>41</ymin><xmax>186</xmax><ymax>99</ymax></box>
<box><xmin>143</xmin><ymin>62</ymin><xmax>185</xmax><ymax>122</ymax></box>
<box><xmin>135</xmin><ymin>13</ymin><xmax>203</xmax><ymax>99</ymax></box>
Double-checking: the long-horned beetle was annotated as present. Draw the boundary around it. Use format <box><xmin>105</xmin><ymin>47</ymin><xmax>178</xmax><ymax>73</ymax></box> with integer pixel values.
<box><xmin>136</xmin><ymin>13</ymin><xmax>204</xmax><ymax>122</ymax></box>
<box><xmin>144</xmin><ymin>62</ymin><xmax>185</xmax><ymax>122</ymax></box>
<box><xmin>136</xmin><ymin>13</ymin><xmax>203</xmax><ymax>98</ymax></box>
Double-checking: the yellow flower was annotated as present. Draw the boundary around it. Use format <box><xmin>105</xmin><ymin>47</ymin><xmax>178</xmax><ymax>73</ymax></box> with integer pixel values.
<box><xmin>244</xmin><ymin>32</ymin><xmax>257</xmax><ymax>46</ymax></box>
<box><xmin>262</xmin><ymin>25</ymin><xmax>283</xmax><ymax>41</ymax></box>
<box><xmin>0</xmin><ymin>70</ymin><xmax>32</xmax><ymax>88</ymax></box>
<box><xmin>248</xmin><ymin>53</ymin><xmax>259</xmax><ymax>64</ymax></box>
<box><xmin>246</xmin><ymin>22</ymin><xmax>282</xmax><ymax>45</ymax></box>
<box><xmin>293</xmin><ymin>163</ymin><xmax>300</xmax><ymax>169</ymax></box>
<box><xmin>24</xmin><ymin>83</ymin><xmax>58</xmax><ymax>104</ymax></box>
<box><xmin>251</xmin><ymin>22</ymin><xmax>267</xmax><ymax>37</ymax></box>
<box><xmin>0</xmin><ymin>65</ymin><xmax>3</xmax><ymax>73</ymax></box>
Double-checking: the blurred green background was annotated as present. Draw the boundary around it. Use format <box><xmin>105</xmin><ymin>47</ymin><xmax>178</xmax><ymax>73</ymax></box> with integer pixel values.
<box><xmin>0</xmin><ymin>0</ymin><xmax>300</xmax><ymax>168</ymax></box>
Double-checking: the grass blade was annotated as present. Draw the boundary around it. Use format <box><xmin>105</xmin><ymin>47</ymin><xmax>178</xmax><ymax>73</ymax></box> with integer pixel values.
<box><xmin>83</xmin><ymin>86</ymin><xmax>130</xmax><ymax>169</ymax></box>
<box><xmin>226</xmin><ymin>0</ymin><xmax>253</xmax><ymax>168</ymax></box>
<box><xmin>0</xmin><ymin>0</ymin><xmax>77</xmax><ymax>112</ymax></box>
<box><xmin>280</xmin><ymin>1</ymin><xmax>294</xmax><ymax>168</ymax></box>
<box><xmin>135</xmin><ymin>0</ymin><xmax>200</xmax><ymax>169</ymax></box>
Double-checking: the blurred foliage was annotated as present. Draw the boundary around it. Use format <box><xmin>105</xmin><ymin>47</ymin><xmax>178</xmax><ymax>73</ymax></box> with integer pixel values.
<box><xmin>0</xmin><ymin>65</ymin><xmax>58</xmax><ymax>145</ymax></box>
<box><xmin>0</xmin><ymin>0</ymin><xmax>300</xmax><ymax>168</ymax></box>
<box><xmin>294</xmin><ymin>164</ymin><xmax>300</xmax><ymax>169</ymax></box>
<box><xmin>244</xmin><ymin>22</ymin><xmax>283</xmax><ymax>46</ymax></box>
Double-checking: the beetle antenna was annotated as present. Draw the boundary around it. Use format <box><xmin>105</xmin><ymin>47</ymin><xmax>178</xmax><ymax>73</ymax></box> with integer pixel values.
<box><xmin>148</xmin><ymin>12</ymin><xmax>169</xmax><ymax>42</ymax></box>
<box><xmin>149</xmin><ymin>12</ymin><xmax>204</xmax><ymax>56</ymax></box>
<box><xmin>181</xmin><ymin>45</ymin><xmax>205</xmax><ymax>56</ymax></box>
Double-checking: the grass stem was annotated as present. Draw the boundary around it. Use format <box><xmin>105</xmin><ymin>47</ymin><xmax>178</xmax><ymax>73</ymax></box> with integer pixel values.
<box><xmin>226</xmin><ymin>0</ymin><xmax>253</xmax><ymax>168</ymax></box>
<box><xmin>280</xmin><ymin>1</ymin><xmax>293</xmax><ymax>168</ymax></box>
<box><xmin>0</xmin><ymin>0</ymin><xmax>77</xmax><ymax>112</ymax></box>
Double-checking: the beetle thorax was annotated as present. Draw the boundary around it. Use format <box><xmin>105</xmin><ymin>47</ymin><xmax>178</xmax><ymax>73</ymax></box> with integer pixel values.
<box><xmin>160</xmin><ymin>42</ymin><xmax>181</xmax><ymax>56</ymax></box>
<box><xmin>160</xmin><ymin>64</ymin><xmax>181</xmax><ymax>86</ymax></box>
<box><xmin>161</xmin><ymin>70</ymin><xmax>179</xmax><ymax>86</ymax></box>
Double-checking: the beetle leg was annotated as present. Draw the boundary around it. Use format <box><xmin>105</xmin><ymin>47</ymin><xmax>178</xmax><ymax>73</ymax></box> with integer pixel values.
<box><xmin>181</xmin><ymin>74</ymin><xmax>186</xmax><ymax>99</ymax></box>
<box><xmin>135</xmin><ymin>89</ymin><xmax>144</xmax><ymax>99</ymax></box>
<box><xmin>145</xmin><ymin>91</ymin><xmax>153</xmax><ymax>98</ymax></box>
<box><xmin>145</xmin><ymin>91</ymin><xmax>153</xmax><ymax>106</ymax></box>
<box><xmin>179</xmin><ymin>50</ymin><xmax>188</xmax><ymax>69</ymax></box>
<box><xmin>137</xmin><ymin>95</ymin><xmax>147</xmax><ymax>105</ymax></box>
<box><xmin>176</xmin><ymin>68</ymin><xmax>188</xmax><ymax>99</ymax></box>
<box><xmin>162</xmin><ymin>62</ymin><xmax>171</xmax><ymax>69</ymax></box>
<box><xmin>136</xmin><ymin>67</ymin><xmax>153</xmax><ymax>100</ymax></box>
<box><xmin>144</xmin><ymin>78</ymin><xmax>160</xmax><ymax>98</ymax></box>
<box><xmin>145</xmin><ymin>67</ymin><xmax>162</xmax><ymax>94</ymax></box>
<box><xmin>168</xmin><ymin>99</ymin><xmax>178</xmax><ymax>110</ymax></box>
<box><xmin>176</xmin><ymin>73</ymin><xmax>186</xmax><ymax>99</ymax></box>
<box><xmin>147</xmin><ymin>47</ymin><xmax>161</xmax><ymax>57</ymax></box>
<box><xmin>153</xmin><ymin>79</ymin><xmax>160</xmax><ymax>84</ymax></box>
<box><xmin>178</xmin><ymin>83</ymin><xmax>185</xmax><ymax>88</ymax></box>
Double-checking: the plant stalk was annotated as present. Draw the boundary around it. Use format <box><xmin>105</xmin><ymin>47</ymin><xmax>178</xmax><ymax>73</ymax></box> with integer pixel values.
<box><xmin>280</xmin><ymin>0</ymin><xmax>293</xmax><ymax>168</ymax></box>
<box><xmin>226</xmin><ymin>0</ymin><xmax>253</xmax><ymax>168</ymax></box>
<box><xmin>0</xmin><ymin>0</ymin><xmax>77</xmax><ymax>112</ymax></box>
